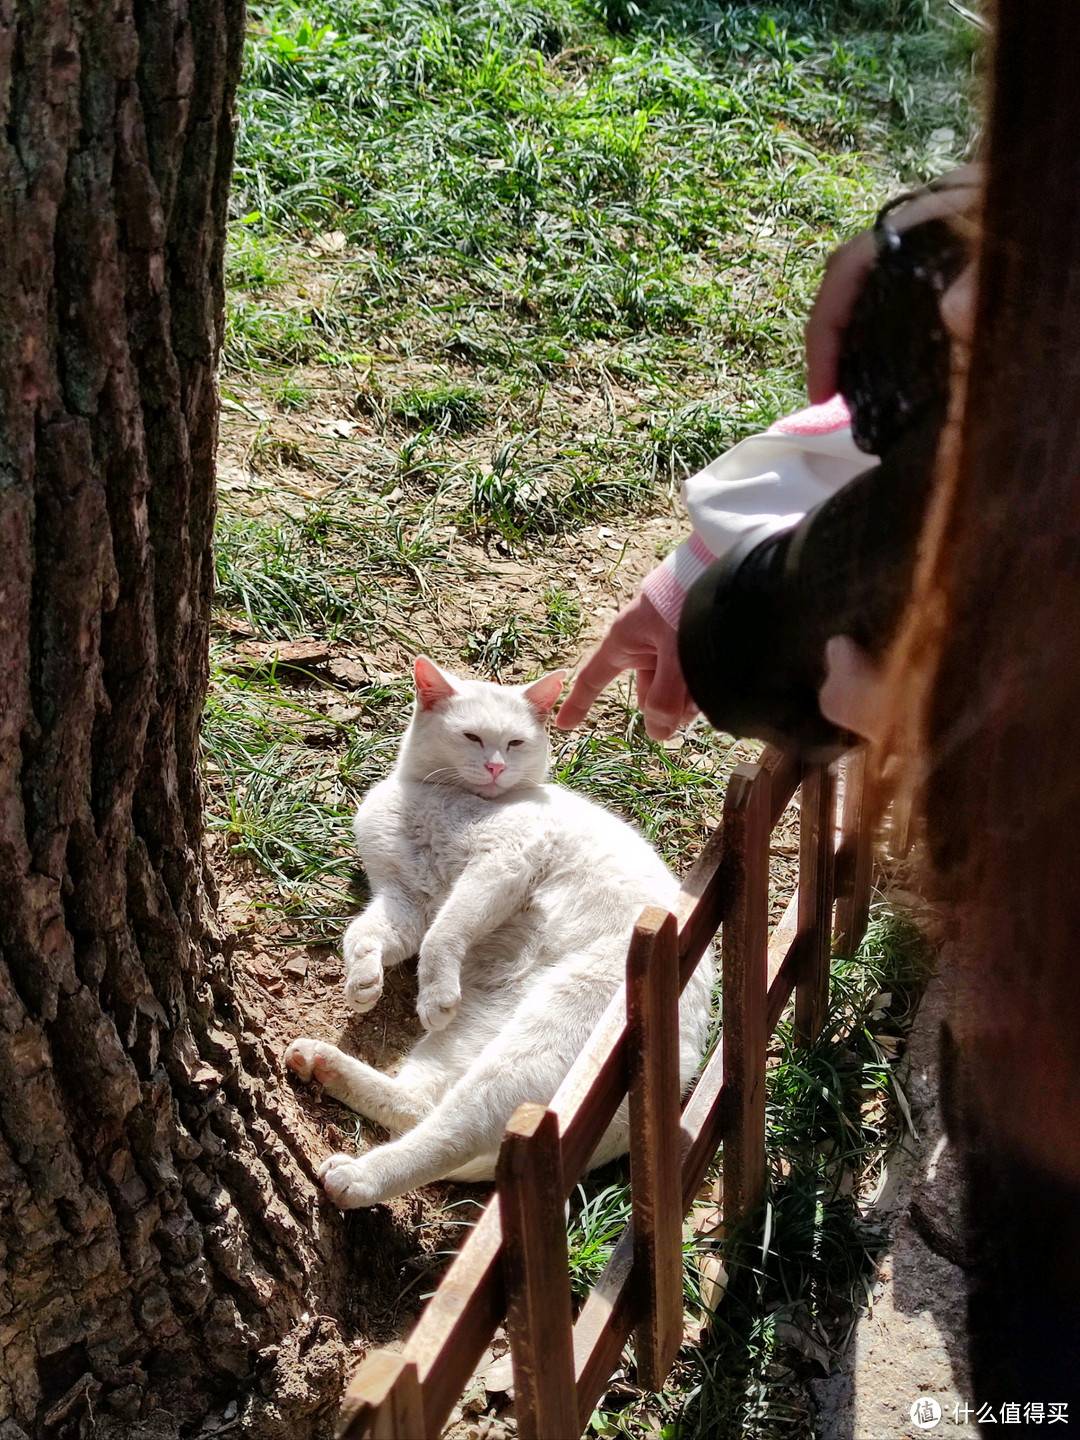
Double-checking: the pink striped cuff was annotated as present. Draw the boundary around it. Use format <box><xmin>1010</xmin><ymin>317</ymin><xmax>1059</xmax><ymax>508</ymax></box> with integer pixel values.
<box><xmin>769</xmin><ymin>393</ymin><xmax>850</xmax><ymax>436</ymax></box>
<box><xmin>640</xmin><ymin>532</ymin><xmax>715</xmax><ymax>629</ymax></box>
<box><xmin>638</xmin><ymin>397</ymin><xmax>851</xmax><ymax>629</ymax></box>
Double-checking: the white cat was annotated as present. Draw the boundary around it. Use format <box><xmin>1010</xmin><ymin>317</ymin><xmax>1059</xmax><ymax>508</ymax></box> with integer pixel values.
<box><xmin>285</xmin><ymin>657</ymin><xmax>713</xmax><ymax>1209</ymax></box>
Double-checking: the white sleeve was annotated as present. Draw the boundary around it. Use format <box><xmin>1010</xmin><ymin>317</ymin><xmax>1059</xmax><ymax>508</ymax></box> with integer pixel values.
<box><xmin>682</xmin><ymin>425</ymin><xmax>878</xmax><ymax>560</ymax></box>
<box><xmin>640</xmin><ymin>402</ymin><xmax>879</xmax><ymax>628</ymax></box>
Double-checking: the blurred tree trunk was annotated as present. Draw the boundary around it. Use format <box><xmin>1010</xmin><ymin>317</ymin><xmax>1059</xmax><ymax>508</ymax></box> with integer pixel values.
<box><xmin>0</xmin><ymin>4</ymin><xmax>352</xmax><ymax>1433</ymax></box>
<box><xmin>921</xmin><ymin>0</ymin><xmax>1080</xmax><ymax>1406</ymax></box>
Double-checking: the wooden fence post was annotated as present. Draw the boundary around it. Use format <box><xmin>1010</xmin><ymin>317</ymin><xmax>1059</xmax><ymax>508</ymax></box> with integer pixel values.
<box><xmin>336</xmin><ymin>1352</ymin><xmax>426</xmax><ymax>1440</ymax></box>
<box><xmin>835</xmin><ymin>747</ymin><xmax>874</xmax><ymax>956</ymax></box>
<box><xmin>721</xmin><ymin>762</ymin><xmax>771</xmax><ymax>1225</ymax></box>
<box><xmin>627</xmin><ymin>908</ymin><xmax>683</xmax><ymax>1388</ymax></box>
<box><xmin>497</xmin><ymin>1104</ymin><xmax>578</xmax><ymax>1440</ymax></box>
<box><xmin>794</xmin><ymin>763</ymin><xmax>838</xmax><ymax>1045</ymax></box>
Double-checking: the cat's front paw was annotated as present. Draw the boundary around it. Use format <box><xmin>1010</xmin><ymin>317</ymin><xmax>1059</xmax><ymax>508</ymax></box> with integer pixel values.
<box><xmin>344</xmin><ymin>965</ymin><xmax>384</xmax><ymax>1014</ymax></box>
<box><xmin>416</xmin><ymin>978</ymin><xmax>461</xmax><ymax>1033</ymax></box>
<box><xmin>319</xmin><ymin>1152</ymin><xmax>382</xmax><ymax>1209</ymax></box>
<box><xmin>342</xmin><ymin>923</ymin><xmax>385</xmax><ymax>1013</ymax></box>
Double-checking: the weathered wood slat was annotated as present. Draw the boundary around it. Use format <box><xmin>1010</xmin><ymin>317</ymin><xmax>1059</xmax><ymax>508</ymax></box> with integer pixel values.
<box><xmin>674</xmin><ymin>820</ymin><xmax>727</xmax><ymax>984</ymax></box>
<box><xmin>572</xmin><ymin>1227</ymin><xmax>637</xmax><ymax>1419</ymax></box>
<box><xmin>762</xmin><ymin>745</ymin><xmax>802</xmax><ymax>827</ymax></box>
<box><xmin>551</xmin><ymin>990</ymin><xmax>628</xmax><ymax>1189</ymax></box>
<box><xmin>674</xmin><ymin>746</ymin><xmax>797</xmax><ymax>984</ymax></box>
<box><xmin>765</xmin><ymin>886</ymin><xmax>803</xmax><ymax>1034</ymax></box>
<box><xmin>766</xmin><ymin>941</ymin><xmax>803</xmax><ymax>1035</ymax></box>
<box><xmin>396</xmin><ymin>1200</ymin><xmax>505</xmax><ymax>1436</ymax></box>
<box><xmin>499</xmin><ymin>1104</ymin><xmax>579</xmax><ymax>1440</ymax></box>
<box><xmin>626</xmin><ymin>910</ymin><xmax>684</xmax><ymax>1387</ymax></box>
<box><xmin>794</xmin><ymin>765</ymin><xmax>838</xmax><ymax>1045</ymax></box>
<box><xmin>680</xmin><ymin>908</ymin><xmax>805</xmax><ymax>1217</ymax></box>
<box><xmin>721</xmin><ymin>762</ymin><xmax>771</xmax><ymax>1224</ymax></box>
<box><xmin>768</xmin><ymin>888</ymin><xmax>800</xmax><ymax>969</ymax></box>
<box><xmin>835</xmin><ymin>748</ymin><xmax>874</xmax><ymax>954</ymax></box>
<box><xmin>680</xmin><ymin>883</ymin><xmax>805</xmax><ymax>1208</ymax></box>
<box><xmin>337</xmin><ymin>1353</ymin><xmax>427</xmax><ymax>1440</ymax></box>
<box><xmin>680</xmin><ymin>1038</ymin><xmax>724</xmax><ymax>1215</ymax></box>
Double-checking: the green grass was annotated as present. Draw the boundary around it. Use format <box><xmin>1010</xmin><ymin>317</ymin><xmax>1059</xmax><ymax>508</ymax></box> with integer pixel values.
<box><xmin>274</xmin><ymin>372</ymin><xmax>315</xmax><ymax>410</ymax></box>
<box><xmin>227</xmin><ymin>0</ymin><xmax>978</xmax><ymax>479</ymax></box>
<box><xmin>552</xmin><ymin>721</ymin><xmax>740</xmax><ymax>862</ymax></box>
<box><xmin>203</xmin><ymin>667</ymin><xmax>405</xmax><ymax>931</ymax></box>
<box><xmin>214</xmin><ymin>510</ymin><xmax>373</xmax><ymax>639</ymax></box>
<box><xmin>391</xmin><ymin>381</ymin><xmax>488</xmax><ymax>433</ymax></box>
<box><xmin>463</xmin><ymin>440</ymin><xmax>653</xmax><ymax>540</ymax></box>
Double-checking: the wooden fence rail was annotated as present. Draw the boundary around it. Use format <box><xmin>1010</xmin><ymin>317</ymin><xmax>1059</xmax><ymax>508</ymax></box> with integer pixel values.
<box><xmin>338</xmin><ymin>746</ymin><xmax>873</xmax><ymax>1440</ymax></box>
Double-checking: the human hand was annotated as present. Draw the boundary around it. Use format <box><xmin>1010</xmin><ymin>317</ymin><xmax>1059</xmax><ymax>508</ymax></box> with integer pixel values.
<box><xmin>940</xmin><ymin>260</ymin><xmax>977</xmax><ymax>348</ymax></box>
<box><xmin>805</xmin><ymin>231</ymin><xmax>878</xmax><ymax>404</ymax></box>
<box><xmin>805</xmin><ymin>165</ymin><xmax>983</xmax><ymax>404</ymax></box>
<box><xmin>555</xmin><ymin>593</ymin><xmax>698</xmax><ymax>741</ymax></box>
<box><xmin>817</xmin><ymin>635</ymin><xmax>888</xmax><ymax>746</ymax></box>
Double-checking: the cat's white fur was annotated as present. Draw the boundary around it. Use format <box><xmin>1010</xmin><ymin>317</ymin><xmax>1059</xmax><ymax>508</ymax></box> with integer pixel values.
<box><xmin>285</xmin><ymin>657</ymin><xmax>713</xmax><ymax>1209</ymax></box>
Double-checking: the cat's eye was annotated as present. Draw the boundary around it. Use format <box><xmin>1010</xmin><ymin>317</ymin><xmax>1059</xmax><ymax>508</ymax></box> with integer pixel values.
<box><xmin>507</xmin><ymin>739</ymin><xmax>525</xmax><ymax>747</ymax></box>
<box><xmin>463</xmin><ymin>732</ymin><xmax>483</xmax><ymax>744</ymax></box>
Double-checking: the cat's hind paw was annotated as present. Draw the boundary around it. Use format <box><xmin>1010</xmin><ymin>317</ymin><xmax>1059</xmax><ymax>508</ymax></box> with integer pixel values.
<box><xmin>319</xmin><ymin>1152</ymin><xmax>382</xmax><ymax>1209</ymax></box>
<box><xmin>284</xmin><ymin>1037</ymin><xmax>341</xmax><ymax>1087</ymax></box>
<box><xmin>416</xmin><ymin>979</ymin><xmax>461</xmax><ymax>1033</ymax></box>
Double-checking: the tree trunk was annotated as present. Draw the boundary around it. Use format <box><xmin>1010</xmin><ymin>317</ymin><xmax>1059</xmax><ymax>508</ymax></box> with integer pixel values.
<box><xmin>0</xmin><ymin>4</ymin><xmax>354</xmax><ymax>1434</ymax></box>
<box><xmin>915</xmin><ymin>0</ymin><xmax>1080</xmax><ymax>1406</ymax></box>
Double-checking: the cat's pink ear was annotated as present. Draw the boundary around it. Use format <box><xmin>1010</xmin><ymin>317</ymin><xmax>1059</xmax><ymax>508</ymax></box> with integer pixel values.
<box><xmin>523</xmin><ymin>671</ymin><xmax>566</xmax><ymax>720</ymax></box>
<box><xmin>414</xmin><ymin>656</ymin><xmax>457</xmax><ymax>711</ymax></box>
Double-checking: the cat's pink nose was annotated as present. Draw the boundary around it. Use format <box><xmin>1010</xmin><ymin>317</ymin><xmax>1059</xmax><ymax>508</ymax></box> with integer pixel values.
<box><xmin>485</xmin><ymin>761</ymin><xmax>505</xmax><ymax>779</ymax></box>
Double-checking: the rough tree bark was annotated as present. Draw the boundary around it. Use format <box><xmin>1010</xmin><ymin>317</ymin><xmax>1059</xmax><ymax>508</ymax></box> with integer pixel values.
<box><xmin>0</xmin><ymin>4</ymin><xmax>358</xmax><ymax>1435</ymax></box>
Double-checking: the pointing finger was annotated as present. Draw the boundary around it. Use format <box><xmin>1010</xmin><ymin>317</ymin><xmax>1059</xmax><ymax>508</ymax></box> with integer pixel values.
<box><xmin>556</xmin><ymin>640</ymin><xmax>634</xmax><ymax>730</ymax></box>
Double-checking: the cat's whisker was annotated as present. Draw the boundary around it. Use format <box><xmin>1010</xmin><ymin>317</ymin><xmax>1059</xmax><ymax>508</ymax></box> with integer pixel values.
<box><xmin>420</xmin><ymin>767</ymin><xmax>458</xmax><ymax>787</ymax></box>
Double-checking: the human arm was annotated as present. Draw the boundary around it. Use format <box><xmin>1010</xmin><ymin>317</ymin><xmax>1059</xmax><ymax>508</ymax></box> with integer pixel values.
<box><xmin>555</xmin><ymin>592</ymin><xmax>698</xmax><ymax>741</ymax></box>
<box><xmin>557</xmin><ymin>401</ymin><xmax>871</xmax><ymax>735</ymax></box>
<box><xmin>817</xmin><ymin>635</ymin><xmax>889</xmax><ymax>745</ymax></box>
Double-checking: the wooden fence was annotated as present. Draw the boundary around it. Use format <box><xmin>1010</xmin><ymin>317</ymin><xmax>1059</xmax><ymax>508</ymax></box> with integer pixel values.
<box><xmin>338</xmin><ymin>745</ymin><xmax>874</xmax><ymax>1440</ymax></box>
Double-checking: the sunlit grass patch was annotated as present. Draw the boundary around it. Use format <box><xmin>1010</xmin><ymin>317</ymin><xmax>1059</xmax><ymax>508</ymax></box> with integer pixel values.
<box><xmin>203</xmin><ymin>673</ymin><xmax>361</xmax><ymax>929</ymax></box>
<box><xmin>232</xmin><ymin>0</ymin><xmax>977</xmax><ymax>410</ymax></box>
<box><xmin>226</xmin><ymin>226</ymin><xmax>289</xmax><ymax>290</ymax></box>
<box><xmin>552</xmin><ymin>720</ymin><xmax>741</xmax><ymax>861</ymax></box>
<box><xmin>215</xmin><ymin>511</ymin><xmax>370</xmax><ymax>639</ymax></box>
<box><xmin>203</xmin><ymin>664</ymin><xmax>415</xmax><ymax>934</ymax></box>
<box><xmin>273</xmin><ymin>373</ymin><xmax>314</xmax><ymax>411</ymax></box>
<box><xmin>460</xmin><ymin>586</ymin><xmax>583</xmax><ymax>677</ymax></box>
<box><xmin>391</xmin><ymin>381</ymin><xmax>488</xmax><ymax>433</ymax></box>
<box><xmin>224</xmin><ymin>297</ymin><xmax>319</xmax><ymax>371</ymax></box>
